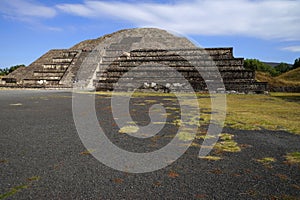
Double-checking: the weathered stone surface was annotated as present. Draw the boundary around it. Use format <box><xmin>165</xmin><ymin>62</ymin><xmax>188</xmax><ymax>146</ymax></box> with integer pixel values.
<box><xmin>0</xmin><ymin>28</ymin><xmax>267</xmax><ymax>93</ymax></box>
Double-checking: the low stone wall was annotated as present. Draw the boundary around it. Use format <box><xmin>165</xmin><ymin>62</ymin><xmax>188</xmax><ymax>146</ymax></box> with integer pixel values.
<box><xmin>269</xmin><ymin>86</ymin><xmax>300</xmax><ymax>93</ymax></box>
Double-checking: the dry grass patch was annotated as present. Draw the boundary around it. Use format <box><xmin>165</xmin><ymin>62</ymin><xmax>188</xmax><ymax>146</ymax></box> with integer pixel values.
<box><xmin>256</xmin><ymin>157</ymin><xmax>276</xmax><ymax>164</ymax></box>
<box><xmin>27</xmin><ymin>176</ymin><xmax>40</xmax><ymax>182</ymax></box>
<box><xmin>214</xmin><ymin>133</ymin><xmax>241</xmax><ymax>153</ymax></box>
<box><xmin>82</xmin><ymin>92</ymin><xmax>300</xmax><ymax>134</ymax></box>
<box><xmin>80</xmin><ymin>149</ymin><xmax>95</xmax><ymax>155</ymax></box>
<box><xmin>199</xmin><ymin>155</ymin><xmax>221</xmax><ymax>161</ymax></box>
<box><xmin>176</xmin><ymin>131</ymin><xmax>194</xmax><ymax>141</ymax></box>
<box><xmin>256</xmin><ymin>70</ymin><xmax>300</xmax><ymax>87</ymax></box>
<box><xmin>219</xmin><ymin>133</ymin><xmax>234</xmax><ymax>140</ymax></box>
<box><xmin>285</xmin><ymin>152</ymin><xmax>300</xmax><ymax>165</ymax></box>
<box><xmin>226</xmin><ymin>93</ymin><xmax>300</xmax><ymax>134</ymax></box>
<box><xmin>215</xmin><ymin>140</ymin><xmax>241</xmax><ymax>153</ymax></box>
<box><xmin>0</xmin><ymin>185</ymin><xmax>28</xmax><ymax>199</ymax></box>
<box><xmin>119</xmin><ymin>125</ymin><xmax>139</xmax><ymax>134</ymax></box>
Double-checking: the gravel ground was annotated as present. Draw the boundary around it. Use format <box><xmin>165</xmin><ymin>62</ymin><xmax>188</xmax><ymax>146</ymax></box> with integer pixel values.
<box><xmin>0</xmin><ymin>90</ymin><xmax>299</xmax><ymax>199</ymax></box>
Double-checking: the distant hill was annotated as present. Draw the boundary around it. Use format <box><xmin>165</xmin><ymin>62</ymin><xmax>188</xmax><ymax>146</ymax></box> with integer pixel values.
<box><xmin>256</xmin><ymin>68</ymin><xmax>300</xmax><ymax>92</ymax></box>
<box><xmin>263</xmin><ymin>62</ymin><xmax>293</xmax><ymax>68</ymax></box>
<box><xmin>277</xmin><ymin>67</ymin><xmax>300</xmax><ymax>82</ymax></box>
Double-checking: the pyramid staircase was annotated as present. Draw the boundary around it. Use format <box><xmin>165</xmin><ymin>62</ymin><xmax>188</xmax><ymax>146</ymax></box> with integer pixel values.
<box><xmin>93</xmin><ymin>40</ymin><xmax>267</xmax><ymax>93</ymax></box>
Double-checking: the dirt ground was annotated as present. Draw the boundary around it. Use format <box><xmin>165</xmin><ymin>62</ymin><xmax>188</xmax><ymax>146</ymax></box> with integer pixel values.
<box><xmin>0</xmin><ymin>90</ymin><xmax>299</xmax><ymax>199</ymax></box>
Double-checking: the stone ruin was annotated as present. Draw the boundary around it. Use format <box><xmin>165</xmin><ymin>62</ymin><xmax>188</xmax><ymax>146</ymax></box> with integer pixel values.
<box><xmin>1</xmin><ymin>28</ymin><xmax>267</xmax><ymax>93</ymax></box>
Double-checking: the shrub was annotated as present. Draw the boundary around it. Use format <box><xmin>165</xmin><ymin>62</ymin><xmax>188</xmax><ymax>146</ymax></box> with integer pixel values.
<box><xmin>244</xmin><ymin>59</ymin><xmax>279</xmax><ymax>76</ymax></box>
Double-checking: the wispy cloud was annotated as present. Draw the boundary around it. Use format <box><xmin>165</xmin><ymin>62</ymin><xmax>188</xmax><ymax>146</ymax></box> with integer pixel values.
<box><xmin>281</xmin><ymin>46</ymin><xmax>300</xmax><ymax>52</ymax></box>
<box><xmin>0</xmin><ymin>0</ymin><xmax>59</xmax><ymax>31</ymax></box>
<box><xmin>0</xmin><ymin>0</ymin><xmax>56</xmax><ymax>19</ymax></box>
<box><xmin>56</xmin><ymin>0</ymin><xmax>300</xmax><ymax>41</ymax></box>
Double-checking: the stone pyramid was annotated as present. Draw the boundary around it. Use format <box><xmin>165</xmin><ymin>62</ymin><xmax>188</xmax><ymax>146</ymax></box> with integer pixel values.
<box><xmin>1</xmin><ymin>28</ymin><xmax>267</xmax><ymax>93</ymax></box>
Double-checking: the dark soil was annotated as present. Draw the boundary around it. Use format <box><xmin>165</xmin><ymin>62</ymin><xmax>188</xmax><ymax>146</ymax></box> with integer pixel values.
<box><xmin>0</xmin><ymin>90</ymin><xmax>299</xmax><ymax>199</ymax></box>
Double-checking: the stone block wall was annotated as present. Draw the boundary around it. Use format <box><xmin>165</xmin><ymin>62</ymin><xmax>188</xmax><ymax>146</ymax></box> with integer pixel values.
<box><xmin>94</xmin><ymin>47</ymin><xmax>267</xmax><ymax>93</ymax></box>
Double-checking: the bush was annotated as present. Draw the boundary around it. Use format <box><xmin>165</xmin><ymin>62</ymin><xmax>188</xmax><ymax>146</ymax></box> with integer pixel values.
<box><xmin>274</xmin><ymin>63</ymin><xmax>291</xmax><ymax>74</ymax></box>
<box><xmin>244</xmin><ymin>59</ymin><xmax>279</xmax><ymax>76</ymax></box>
<box><xmin>0</xmin><ymin>68</ymin><xmax>9</xmax><ymax>76</ymax></box>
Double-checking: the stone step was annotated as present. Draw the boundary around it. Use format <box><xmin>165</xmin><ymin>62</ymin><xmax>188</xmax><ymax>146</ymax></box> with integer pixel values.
<box><xmin>99</xmin><ymin>63</ymin><xmax>243</xmax><ymax>70</ymax></box>
<box><xmin>62</xmin><ymin>51</ymin><xmax>78</xmax><ymax>57</ymax></box>
<box><xmin>100</xmin><ymin>58</ymin><xmax>244</xmax><ymax>66</ymax></box>
<box><xmin>105</xmin><ymin>50</ymin><xmax>130</xmax><ymax>55</ymax></box>
<box><xmin>52</xmin><ymin>57</ymin><xmax>74</xmax><ymax>63</ymax></box>
<box><xmin>224</xmin><ymin>82</ymin><xmax>268</xmax><ymax>92</ymax></box>
<box><xmin>95</xmin><ymin>80</ymin><xmax>267</xmax><ymax>93</ymax></box>
<box><xmin>95</xmin><ymin>81</ymin><xmax>225</xmax><ymax>92</ymax></box>
<box><xmin>95</xmin><ymin>79</ymin><xmax>257</xmax><ymax>87</ymax></box>
<box><xmin>102</xmin><ymin>54</ymin><xmax>235</xmax><ymax>62</ymax></box>
<box><xmin>94</xmin><ymin>74</ymin><xmax>255</xmax><ymax>83</ymax></box>
<box><xmin>33</xmin><ymin>72</ymin><xmax>64</xmax><ymax>77</ymax></box>
<box><xmin>60</xmin><ymin>51</ymin><xmax>89</xmax><ymax>86</ymax></box>
<box><xmin>96</xmin><ymin>71</ymin><xmax>254</xmax><ymax>80</ymax></box>
<box><xmin>128</xmin><ymin>48</ymin><xmax>233</xmax><ymax>57</ymax></box>
<box><xmin>203</xmin><ymin>48</ymin><xmax>233</xmax><ymax>56</ymax></box>
<box><xmin>34</xmin><ymin>70</ymin><xmax>65</xmax><ymax>73</ymax></box>
<box><xmin>119</xmin><ymin>37</ymin><xmax>142</xmax><ymax>44</ymax></box>
<box><xmin>103</xmin><ymin>47</ymin><xmax>230</xmax><ymax>55</ymax></box>
<box><xmin>23</xmin><ymin>79</ymin><xmax>60</xmax><ymax>85</ymax></box>
<box><xmin>27</xmin><ymin>76</ymin><xmax>62</xmax><ymax>80</ymax></box>
<box><xmin>97</xmin><ymin>65</ymin><xmax>244</xmax><ymax>73</ymax></box>
<box><xmin>96</xmin><ymin>68</ymin><xmax>253</xmax><ymax>74</ymax></box>
<box><xmin>108</xmin><ymin>43</ymin><xmax>132</xmax><ymax>50</ymax></box>
<box><xmin>42</xmin><ymin>64</ymin><xmax>69</xmax><ymax>70</ymax></box>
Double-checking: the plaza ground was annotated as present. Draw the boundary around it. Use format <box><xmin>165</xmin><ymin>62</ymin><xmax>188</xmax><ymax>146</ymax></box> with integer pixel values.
<box><xmin>0</xmin><ymin>90</ymin><xmax>300</xmax><ymax>199</ymax></box>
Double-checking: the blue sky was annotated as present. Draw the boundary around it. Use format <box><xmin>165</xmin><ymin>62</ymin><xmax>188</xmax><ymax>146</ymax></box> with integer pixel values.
<box><xmin>0</xmin><ymin>0</ymin><xmax>300</xmax><ymax>68</ymax></box>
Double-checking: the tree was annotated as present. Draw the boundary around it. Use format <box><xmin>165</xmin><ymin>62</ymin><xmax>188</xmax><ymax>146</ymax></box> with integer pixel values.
<box><xmin>244</xmin><ymin>59</ymin><xmax>279</xmax><ymax>76</ymax></box>
<box><xmin>0</xmin><ymin>68</ymin><xmax>9</xmax><ymax>76</ymax></box>
<box><xmin>0</xmin><ymin>64</ymin><xmax>25</xmax><ymax>76</ymax></box>
<box><xmin>292</xmin><ymin>58</ymin><xmax>300</xmax><ymax>70</ymax></box>
<box><xmin>274</xmin><ymin>63</ymin><xmax>291</xmax><ymax>74</ymax></box>
<box><xmin>9</xmin><ymin>64</ymin><xmax>25</xmax><ymax>73</ymax></box>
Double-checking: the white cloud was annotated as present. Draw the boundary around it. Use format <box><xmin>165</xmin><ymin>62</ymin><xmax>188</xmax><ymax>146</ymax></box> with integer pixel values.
<box><xmin>0</xmin><ymin>0</ymin><xmax>60</xmax><ymax>31</ymax></box>
<box><xmin>0</xmin><ymin>0</ymin><xmax>56</xmax><ymax>19</ymax></box>
<box><xmin>56</xmin><ymin>0</ymin><xmax>300</xmax><ymax>41</ymax></box>
<box><xmin>281</xmin><ymin>46</ymin><xmax>300</xmax><ymax>52</ymax></box>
